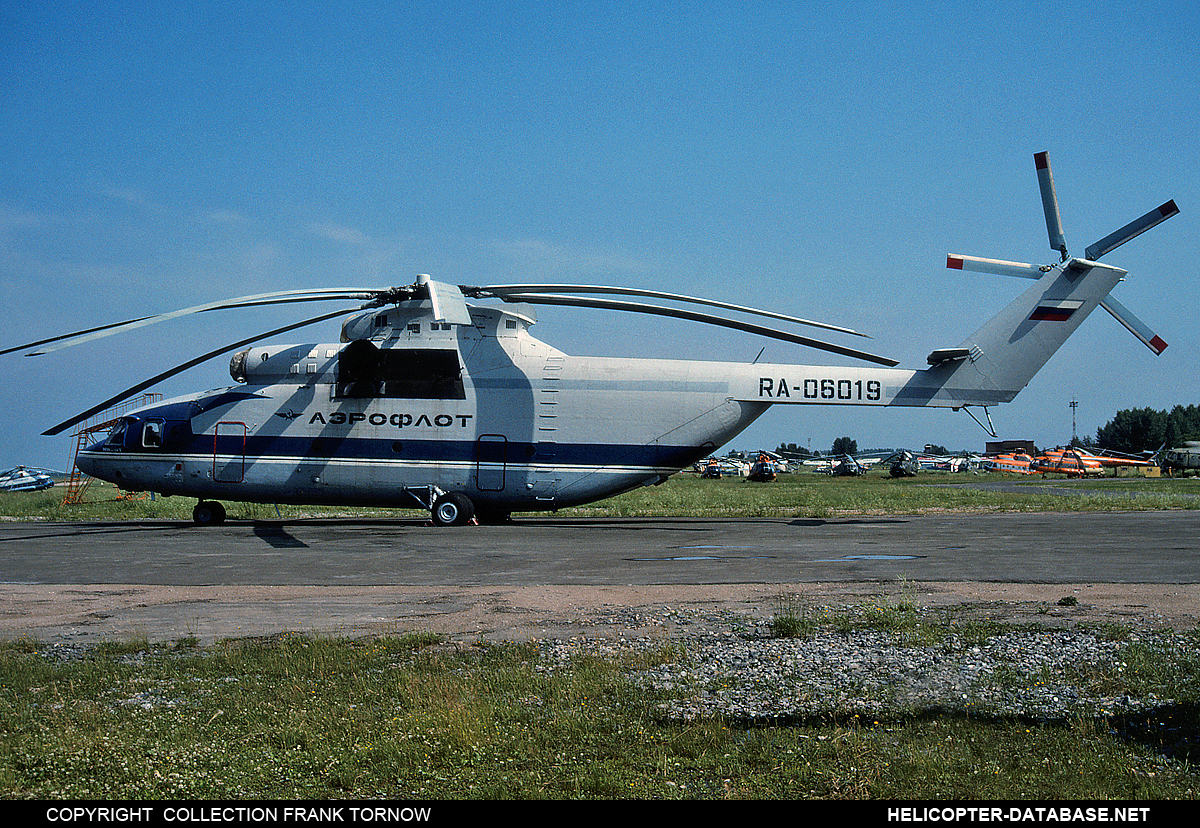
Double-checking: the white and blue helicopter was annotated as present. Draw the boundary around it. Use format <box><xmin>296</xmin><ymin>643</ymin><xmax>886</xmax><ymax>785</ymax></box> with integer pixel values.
<box><xmin>0</xmin><ymin>466</ymin><xmax>57</xmax><ymax>492</ymax></box>
<box><xmin>3</xmin><ymin>153</ymin><xmax>1179</xmax><ymax>525</ymax></box>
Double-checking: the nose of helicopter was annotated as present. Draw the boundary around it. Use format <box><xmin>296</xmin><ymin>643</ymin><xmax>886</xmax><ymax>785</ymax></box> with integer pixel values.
<box><xmin>74</xmin><ymin>448</ymin><xmax>100</xmax><ymax>477</ymax></box>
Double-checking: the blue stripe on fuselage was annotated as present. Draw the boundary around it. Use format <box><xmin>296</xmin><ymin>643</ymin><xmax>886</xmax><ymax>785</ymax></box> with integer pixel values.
<box><xmin>158</xmin><ymin>433</ymin><xmax>711</xmax><ymax>470</ymax></box>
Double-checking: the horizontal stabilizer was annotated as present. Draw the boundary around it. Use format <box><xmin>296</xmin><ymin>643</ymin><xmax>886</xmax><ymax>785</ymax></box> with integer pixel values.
<box><xmin>926</xmin><ymin>348</ymin><xmax>971</xmax><ymax>365</ymax></box>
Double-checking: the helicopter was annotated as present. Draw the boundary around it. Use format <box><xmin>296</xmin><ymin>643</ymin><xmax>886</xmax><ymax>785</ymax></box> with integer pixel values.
<box><xmin>1029</xmin><ymin>448</ymin><xmax>1106</xmax><ymax>478</ymax></box>
<box><xmin>827</xmin><ymin>454</ymin><xmax>871</xmax><ymax>477</ymax></box>
<box><xmin>1159</xmin><ymin>443</ymin><xmax>1200</xmax><ymax>476</ymax></box>
<box><xmin>2</xmin><ymin>152</ymin><xmax>1180</xmax><ymax>526</ymax></box>
<box><xmin>879</xmin><ymin>450</ymin><xmax>921</xmax><ymax>478</ymax></box>
<box><xmin>0</xmin><ymin>466</ymin><xmax>56</xmax><ymax>492</ymax></box>
<box><xmin>981</xmin><ymin>452</ymin><xmax>1036</xmax><ymax>474</ymax></box>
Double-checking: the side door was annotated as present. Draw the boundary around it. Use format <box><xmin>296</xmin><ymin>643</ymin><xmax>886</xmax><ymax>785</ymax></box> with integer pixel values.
<box><xmin>213</xmin><ymin>421</ymin><xmax>247</xmax><ymax>484</ymax></box>
<box><xmin>475</xmin><ymin>434</ymin><xmax>507</xmax><ymax>492</ymax></box>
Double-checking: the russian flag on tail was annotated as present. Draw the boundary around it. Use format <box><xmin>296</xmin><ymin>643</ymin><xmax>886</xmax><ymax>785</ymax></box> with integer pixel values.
<box><xmin>1029</xmin><ymin>300</ymin><xmax>1084</xmax><ymax>322</ymax></box>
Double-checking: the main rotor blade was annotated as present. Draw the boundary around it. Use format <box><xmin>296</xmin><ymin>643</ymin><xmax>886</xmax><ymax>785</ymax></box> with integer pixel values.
<box><xmin>1084</xmin><ymin>200</ymin><xmax>1180</xmax><ymax>261</ymax></box>
<box><xmin>19</xmin><ymin>288</ymin><xmax>382</xmax><ymax>357</ymax></box>
<box><xmin>43</xmin><ymin>306</ymin><xmax>359</xmax><ymax>436</ymax></box>
<box><xmin>0</xmin><ymin>315</ymin><xmax>152</xmax><ymax>357</ymax></box>
<box><xmin>1035</xmin><ymin>151</ymin><xmax>1069</xmax><ymax>261</ymax></box>
<box><xmin>467</xmin><ymin>283</ymin><xmax>871</xmax><ymax>338</ymax></box>
<box><xmin>493</xmin><ymin>293</ymin><xmax>899</xmax><ymax>366</ymax></box>
<box><xmin>1099</xmin><ymin>295</ymin><xmax>1168</xmax><ymax>355</ymax></box>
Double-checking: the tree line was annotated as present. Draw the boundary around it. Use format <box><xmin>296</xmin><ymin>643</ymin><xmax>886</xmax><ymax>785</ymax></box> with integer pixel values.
<box><xmin>775</xmin><ymin>438</ymin><xmax>859</xmax><ymax>458</ymax></box>
<box><xmin>1094</xmin><ymin>405</ymin><xmax>1200</xmax><ymax>455</ymax></box>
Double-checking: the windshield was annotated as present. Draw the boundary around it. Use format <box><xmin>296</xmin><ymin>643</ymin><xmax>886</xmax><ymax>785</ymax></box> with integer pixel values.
<box><xmin>106</xmin><ymin>418</ymin><xmax>130</xmax><ymax>447</ymax></box>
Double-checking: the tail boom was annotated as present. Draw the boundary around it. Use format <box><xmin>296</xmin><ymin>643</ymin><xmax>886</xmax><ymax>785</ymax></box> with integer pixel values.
<box><xmin>733</xmin><ymin>260</ymin><xmax>1124</xmax><ymax>409</ymax></box>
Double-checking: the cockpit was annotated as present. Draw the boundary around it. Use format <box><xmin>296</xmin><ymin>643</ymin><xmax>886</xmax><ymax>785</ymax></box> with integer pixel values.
<box><xmin>100</xmin><ymin>412</ymin><xmax>193</xmax><ymax>451</ymax></box>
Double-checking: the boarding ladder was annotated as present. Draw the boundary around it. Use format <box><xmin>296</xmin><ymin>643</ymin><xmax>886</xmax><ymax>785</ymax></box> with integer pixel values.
<box><xmin>61</xmin><ymin>394</ymin><xmax>162</xmax><ymax>506</ymax></box>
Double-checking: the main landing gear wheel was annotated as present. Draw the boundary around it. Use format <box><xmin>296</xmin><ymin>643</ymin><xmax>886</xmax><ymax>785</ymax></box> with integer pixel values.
<box><xmin>431</xmin><ymin>492</ymin><xmax>475</xmax><ymax>527</ymax></box>
<box><xmin>192</xmin><ymin>500</ymin><xmax>227</xmax><ymax>526</ymax></box>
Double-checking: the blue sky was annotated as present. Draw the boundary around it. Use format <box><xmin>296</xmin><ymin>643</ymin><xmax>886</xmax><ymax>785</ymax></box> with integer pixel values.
<box><xmin>2</xmin><ymin>1</ymin><xmax>1197</xmax><ymax>471</ymax></box>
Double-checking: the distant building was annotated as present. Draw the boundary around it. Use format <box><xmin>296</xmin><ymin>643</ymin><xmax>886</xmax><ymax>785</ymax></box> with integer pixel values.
<box><xmin>985</xmin><ymin>439</ymin><xmax>1038</xmax><ymax>455</ymax></box>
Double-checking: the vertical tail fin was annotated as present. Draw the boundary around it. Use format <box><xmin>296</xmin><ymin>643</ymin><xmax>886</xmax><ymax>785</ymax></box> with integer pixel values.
<box><xmin>926</xmin><ymin>260</ymin><xmax>1124</xmax><ymax>406</ymax></box>
<box><xmin>926</xmin><ymin>152</ymin><xmax>1177</xmax><ymax>407</ymax></box>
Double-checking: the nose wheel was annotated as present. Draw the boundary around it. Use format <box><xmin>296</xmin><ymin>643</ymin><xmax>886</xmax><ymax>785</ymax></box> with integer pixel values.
<box><xmin>192</xmin><ymin>500</ymin><xmax>227</xmax><ymax>526</ymax></box>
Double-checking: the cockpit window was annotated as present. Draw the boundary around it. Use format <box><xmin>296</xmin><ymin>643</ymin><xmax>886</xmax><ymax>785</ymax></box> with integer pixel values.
<box><xmin>106</xmin><ymin>419</ymin><xmax>129</xmax><ymax>447</ymax></box>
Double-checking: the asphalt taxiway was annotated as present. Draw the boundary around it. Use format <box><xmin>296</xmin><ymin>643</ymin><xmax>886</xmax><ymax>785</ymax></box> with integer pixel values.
<box><xmin>1</xmin><ymin>511</ymin><xmax>1198</xmax><ymax>645</ymax></box>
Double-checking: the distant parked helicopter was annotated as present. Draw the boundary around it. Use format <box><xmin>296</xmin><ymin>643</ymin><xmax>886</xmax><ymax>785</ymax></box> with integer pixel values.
<box><xmin>981</xmin><ymin>452</ymin><xmax>1036</xmax><ymax>474</ymax></box>
<box><xmin>1030</xmin><ymin>448</ymin><xmax>1105</xmax><ymax>478</ymax></box>
<box><xmin>747</xmin><ymin>452</ymin><xmax>779</xmax><ymax>482</ymax></box>
<box><xmin>1160</xmin><ymin>443</ymin><xmax>1200</xmax><ymax>476</ymax></box>
<box><xmin>0</xmin><ymin>466</ymin><xmax>56</xmax><ymax>492</ymax></box>
<box><xmin>880</xmin><ymin>450</ymin><xmax>920</xmax><ymax>478</ymax></box>
<box><xmin>1072</xmin><ymin>446</ymin><xmax>1154</xmax><ymax>472</ymax></box>
<box><xmin>2</xmin><ymin>153</ymin><xmax>1180</xmax><ymax>525</ymax></box>
<box><xmin>828</xmin><ymin>454</ymin><xmax>871</xmax><ymax>477</ymax></box>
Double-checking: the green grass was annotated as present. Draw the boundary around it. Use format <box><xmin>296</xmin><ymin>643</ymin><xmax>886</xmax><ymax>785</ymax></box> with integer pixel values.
<box><xmin>550</xmin><ymin>471</ymin><xmax>1200</xmax><ymax>519</ymax></box>
<box><xmin>1</xmin><ymin>623</ymin><xmax>1196</xmax><ymax>800</ymax></box>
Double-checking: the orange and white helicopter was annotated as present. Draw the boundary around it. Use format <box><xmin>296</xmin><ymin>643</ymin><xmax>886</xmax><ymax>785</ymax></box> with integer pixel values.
<box><xmin>1030</xmin><ymin>447</ymin><xmax>1105</xmax><ymax>477</ymax></box>
<box><xmin>982</xmin><ymin>452</ymin><xmax>1037</xmax><ymax>474</ymax></box>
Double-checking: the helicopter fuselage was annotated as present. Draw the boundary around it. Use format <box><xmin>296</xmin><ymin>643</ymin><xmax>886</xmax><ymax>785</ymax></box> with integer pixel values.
<box><xmin>75</xmin><ymin>303</ymin><xmax>788</xmax><ymax>518</ymax></box>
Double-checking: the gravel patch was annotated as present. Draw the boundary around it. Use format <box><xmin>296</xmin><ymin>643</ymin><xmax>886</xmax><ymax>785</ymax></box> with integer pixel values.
<box><xmin>534</xmin><ymin>603</ymin><xmax>1196</xmax><ymax>729</ymax></box>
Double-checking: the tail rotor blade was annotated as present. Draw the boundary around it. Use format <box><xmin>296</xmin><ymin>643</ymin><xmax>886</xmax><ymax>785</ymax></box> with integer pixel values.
<box><xmin>1084</xmin><ymin>200</ymin><xmax>1180</xmax><ymax>261</ymax></box>
<box><xmin>1099</xmin><ymin>295</ymin><xmax>1168</xmax><ymax>355</ymax></box>
<box><xmin>947</xmin><ymin>254</ymin><xmax>1045</xmax><ymax>279</ymax></box>
<box><xmin>1035</xmin><ymin>151</ymin><xmax>1069</xmax><ymax>260</ymax></box>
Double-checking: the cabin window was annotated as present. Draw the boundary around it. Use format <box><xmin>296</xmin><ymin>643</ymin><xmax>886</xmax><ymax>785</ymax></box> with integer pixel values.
<box><xmin>142</xmin><ymin>420</ymin><xmax>164</xmax><ymax>449</ymax></box>
<box><xmin>336</xmin><ymin>341</ymin><xmax>465</xmax><ymax>399</ymax></box>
